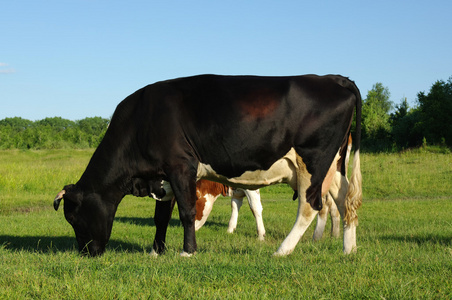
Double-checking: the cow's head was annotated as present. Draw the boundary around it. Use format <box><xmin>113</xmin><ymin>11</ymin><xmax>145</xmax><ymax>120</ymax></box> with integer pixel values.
<box><xmin>54</xmin><ymin>184</ymin><xmax>117</xmax><ymax>257</ymax></box>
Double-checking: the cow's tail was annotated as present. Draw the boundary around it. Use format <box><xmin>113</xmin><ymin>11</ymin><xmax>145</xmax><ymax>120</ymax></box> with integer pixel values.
<box><xmin>344</xmin><ymin>80</ymin><xmax>362</xmax><ymax>226</ymax></box>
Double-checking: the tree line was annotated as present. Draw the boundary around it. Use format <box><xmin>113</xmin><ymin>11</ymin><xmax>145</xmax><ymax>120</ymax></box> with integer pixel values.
<box><xmin>1</xmin><ymin>76</ymin><xmax>451</xmax><ymax>152</ymax></box>
<box><xmin>362</xmin><ymin>76</ymin><xmax>452</xmax><ymax>152</ymax></box>
<box><xmin>0</xmin><ymin>116</ymin><xmax>109</xmax><ymax>149</ymax></box>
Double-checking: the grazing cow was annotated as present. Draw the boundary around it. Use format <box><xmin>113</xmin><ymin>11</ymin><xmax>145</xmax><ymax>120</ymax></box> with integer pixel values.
<box><xmin>54</xmin><ymin>74</ymin><xmax>362</xmax><ymax>257</ymax></box>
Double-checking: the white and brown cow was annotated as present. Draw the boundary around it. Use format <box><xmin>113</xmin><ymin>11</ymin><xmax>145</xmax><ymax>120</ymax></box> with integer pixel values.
<box><xmin>193</xmin><ymin>182</ymin><xmax>344</xmax><ymax>242</ymax></box>
<box><xmin>191</xmin><ymin>180</ymin><xmax>342</xmax><ymax>242</ymax></box>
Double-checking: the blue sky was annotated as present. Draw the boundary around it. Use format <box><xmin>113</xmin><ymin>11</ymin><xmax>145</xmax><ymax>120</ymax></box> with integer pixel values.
<box><xmin>1</xmin><ymin>0</ymin><xmax>451</xmax><ymax>121</ymax></box>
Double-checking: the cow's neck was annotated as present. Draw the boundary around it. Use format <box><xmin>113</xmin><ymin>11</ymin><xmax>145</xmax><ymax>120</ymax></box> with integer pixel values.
<box><xmin>75</xmin><ymin>98</ymin><xmax>155</xmax><ymax>199</ymax></box>
<box><xmin>76</xmin><ymin>137</ymin><xmax>137</xmax><ymax>198</ymax></box>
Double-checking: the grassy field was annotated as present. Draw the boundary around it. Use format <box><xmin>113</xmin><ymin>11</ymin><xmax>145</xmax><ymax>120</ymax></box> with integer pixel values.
<box><xmin>0</xmin><ymin>149</ymin><xmax>451</xmax><ymax>299</ymax></box>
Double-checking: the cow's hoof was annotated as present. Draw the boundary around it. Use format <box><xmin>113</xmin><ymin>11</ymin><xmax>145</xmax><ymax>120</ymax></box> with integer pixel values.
<box><xmin>272</xmin><ymin>249</ymin><xmax>292</xmax><ymax>257</ymax></box>
<box><xmin>150</xmin><ymin>249</ymin><xmax>159</xmax><ymax>257</ymax></box>
<box><xmin>343</xmin><ymin>246</ymin><xmax>358</xmax><ymax>255</ymax></box>
<box><xmin>180</xmin><ymin>251</ymin><xmax>195</xmax><ymax>257</ymax></box>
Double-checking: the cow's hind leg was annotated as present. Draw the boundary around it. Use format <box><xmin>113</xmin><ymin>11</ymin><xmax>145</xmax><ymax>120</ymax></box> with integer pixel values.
<box><xmin>274</xmin><ymin>157</ymin><xmax>318</xmax><ymax>256</ymax></box>
<box><xmin>342</xmin><ymin>151</ymin><xmax>362</xmax><ymax>254</ymax></box>
<box><xmin>312</xmin><ymin>195</ymin><xmax>330</xmax><ymax>241</ymax></box>
<box><xmin>313</xmin><ymin>193</ymin><xmax>341</xmax><ymax>241</ymax></box>
<box><xmin>329</xmin><ymin>196</ymin><xmax>341</xmax><ymax>238</ymax></box>
<box><xmin>330</xmin><ymin>153</ymin><xmax>362</xmax><ymax>254</ymax></box>
<box><xmin>274</xmin><ymin>193</ymin><xmax>317</xmax><ymax>256</ymax></box>
<box><xmin>327</xmin><ymin>171</ymin><xmax>351</xmax><ymax>249</ymax></box>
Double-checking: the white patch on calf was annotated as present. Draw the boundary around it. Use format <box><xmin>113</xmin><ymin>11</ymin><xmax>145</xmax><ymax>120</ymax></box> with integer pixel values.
<box><xmin>227</xmin><ymin>196</ymin><xmax>243</xmax><ymax>234</ymax></box>
<box><xmin>194</xmin><ymin>193</ymin><xmax>218</xmax><ymax>231</ymax></box>
<box><xmin>243</xmin><ymin>189</ymin><xmax>265</xmax><ymax>240</ymax></box>
<box><xmin>227</xmin><ymin>189</ymin><xmax>265</xmax><ymax>240</ymax></box>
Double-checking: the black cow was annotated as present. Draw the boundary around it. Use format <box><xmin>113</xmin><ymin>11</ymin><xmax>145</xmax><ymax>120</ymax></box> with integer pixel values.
<box><xmin>54</xmin><ymin>74</ymin><xmax>362</xmax><ymax>257</ymax></box>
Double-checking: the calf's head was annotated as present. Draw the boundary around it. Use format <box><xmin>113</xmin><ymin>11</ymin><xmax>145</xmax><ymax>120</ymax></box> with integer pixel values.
<box><xmin>54</xmin><ymin>184</ymin><xmax>116</xmax><ymax>257</ymax></box>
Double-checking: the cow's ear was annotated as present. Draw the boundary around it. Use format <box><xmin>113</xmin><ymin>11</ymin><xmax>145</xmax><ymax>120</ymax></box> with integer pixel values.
<box><xmin>53</xmin><ymin>184</ymin><xmax>78</xmax><ymax>211</ymax></box>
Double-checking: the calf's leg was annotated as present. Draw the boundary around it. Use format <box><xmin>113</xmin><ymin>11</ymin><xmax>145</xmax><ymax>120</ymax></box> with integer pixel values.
<box><xmin>227</xmin><ymin>190</ymin><xmax>244</xmax><ymax>234</ymax></box>
<box><xmin>244</xmin><ymin>189</ymin><xmax>265</xmax><ymax>240</ymax></box>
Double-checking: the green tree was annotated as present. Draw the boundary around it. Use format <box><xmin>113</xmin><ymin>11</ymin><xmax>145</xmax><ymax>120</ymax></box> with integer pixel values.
<box><xmin>390</xmin><ymin>99</ymin><xmax>423</xmax><ymax>148</ymax></box>
<box><xmin>0</xmin><ymin>116</ymin><xmax>110</xmax><ymax>149</ymax></box>
<box><xmin>0</xmin><ymin>126</ymin><xmax>13</xmax><ymax>149</ymax></box>
<box><xmin>0</xmin><ymin>117</ymin><xmax>33</xmax><ymax>131</ymax></box>
<box><xmin>77</xmin><ymin>117</ymin><xmax>109</xmax><ymax>147</ymax></box>
<box><xmin>36</xmin><ymin>117</ymin><xmax>75</xmax><ymax>131</ymax></box>
<box><xmin>391</xmin><ymin>97</ymin><xmax>409</xmax><ymax>123</ymax></box>
<box><xmin>417</xmin><ymin>77</ymin><xmax>452</xmax><ymax>146</ymax></box>
<box><xmin>77</xmin><ymin>117</ymin><xmax>109</xmax><ymax>135</ymax></box>
<box><xmin>362</xmin><ymin>83</ymin><xmax>393</xmax><ymax>150</ymax></box>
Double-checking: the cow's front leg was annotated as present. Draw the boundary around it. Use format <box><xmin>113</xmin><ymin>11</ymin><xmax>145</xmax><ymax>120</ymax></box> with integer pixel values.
<box><xmin>169</xmin><ymin>168</ymin><xmax>198</xmax><ymax>257</ymax></box>
<box><xmin>151</xmin><ymin>200</ymin><xmax>173</xmax><ymax>256</ymax></box>
<box><xmin>177</xmin><ymin>192</ymin><xmax>197</xmax><ymax>256</ymax></box>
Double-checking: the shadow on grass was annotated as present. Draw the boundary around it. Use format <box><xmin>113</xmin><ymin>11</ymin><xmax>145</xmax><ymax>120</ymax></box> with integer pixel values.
<box><xmin>0</xmin><ymin>235</ymin><xmax>77</xmax><ymax>253</ymax></box>
<box><xmin>380</xmin><ymin>234</ymin><xmax>452</xmax><ymax>246</ymax></box>
<box><xmin>0</xmin><ymin>235</ymin><xmax>148</xmax><ymax>254</ymax></box>
<box><xmin>114</xmin><ymin>216</ymin><xmax>181</xmax><ymax>227</ymax></box>
<box><xmin>114</xmin><ymin>216</ymin><xmax>228</xmax><ymax>230</ymax></box>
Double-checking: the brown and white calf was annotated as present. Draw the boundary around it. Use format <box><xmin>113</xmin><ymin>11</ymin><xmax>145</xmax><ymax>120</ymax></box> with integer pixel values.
<box><xmin>192</xmin><ymin>179</ymin><xmax>341</xmax><ymax>242</ymax></box>
<box><xmin>193</xmin><ymin>180</ymin><xmax>266</xmax><ymax>240</ymax></box>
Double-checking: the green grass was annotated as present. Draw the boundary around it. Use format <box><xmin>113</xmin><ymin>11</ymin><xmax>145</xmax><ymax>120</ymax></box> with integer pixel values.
<box><xmin>361</xmin><ymin>149</ymin><xmax>452</xmax><ymax>199</ymax></box>
<box><xmin>1</xmin><ymin>149</ymin><xmax>451</xmax><ymax>299</ymax></box>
